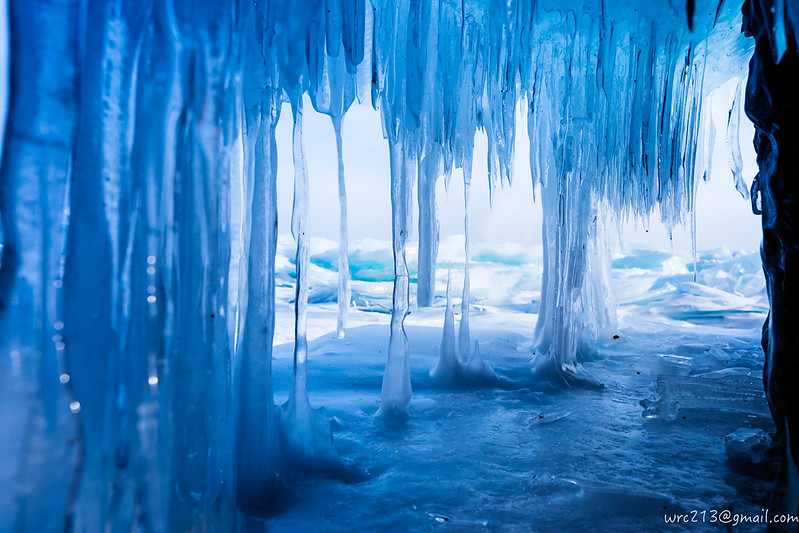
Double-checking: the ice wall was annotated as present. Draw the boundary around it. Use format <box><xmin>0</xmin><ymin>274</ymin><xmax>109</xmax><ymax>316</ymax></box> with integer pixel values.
<box><xmin>0</xmin><ymin>0</ymin><xmax>754</xmax><ymax>529</ymax></box>
<box><xmin>743</xmin><ymin>0</ymin><xmax>799</xmax><ymax>521</ymax></box>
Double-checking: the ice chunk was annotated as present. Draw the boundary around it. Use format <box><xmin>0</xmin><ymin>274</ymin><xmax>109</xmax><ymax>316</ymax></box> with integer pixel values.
<box><xmin>726</xmin><ymin>428</ymin><xmax>772</xmax><ymax>464</ymax></box>
<box><xmin>641</xmin><ymin>371</ymin><xmax>770</xmax><ymax>422</ymax></box>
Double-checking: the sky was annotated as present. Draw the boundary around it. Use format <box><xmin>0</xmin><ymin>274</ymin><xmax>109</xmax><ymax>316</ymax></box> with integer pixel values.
<box><xmin>274</xmin><ymin>79</ymin><xmax>762</xmax><ymax>255</ymax></box>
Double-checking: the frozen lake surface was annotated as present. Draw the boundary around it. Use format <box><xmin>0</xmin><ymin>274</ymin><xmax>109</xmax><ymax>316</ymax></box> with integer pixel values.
<box><xmin>265</xmin><ymin>236</ymin><xmax>771</xmax><ymax>532</ymax></box>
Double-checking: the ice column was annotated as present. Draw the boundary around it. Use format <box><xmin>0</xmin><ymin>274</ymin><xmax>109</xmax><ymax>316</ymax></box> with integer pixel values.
<box><xmin>233</xmin><ymin>1</ymin><xmax>284</xmax><ymax>514</ymax></box>
<box><xmin>375</xmin><ymin>0</ymin><xmax>414</xmax><ymax>417</ymax></box>
<box><xmin>378</xmin><ymin>137</ymin><xmax>414</xmax><ymax>417</ymax></box>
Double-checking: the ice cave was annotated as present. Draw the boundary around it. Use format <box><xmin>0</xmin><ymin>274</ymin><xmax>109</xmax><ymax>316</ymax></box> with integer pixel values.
<box><xmin>1</xmin><ymin>0</ymin><xmax>799</xmax><ymax>531</ymax></box>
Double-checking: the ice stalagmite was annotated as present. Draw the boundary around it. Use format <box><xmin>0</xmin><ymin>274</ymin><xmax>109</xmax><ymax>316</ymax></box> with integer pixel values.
<box><xmin>431</xmin><ymin>266</ymin><xmax>462</xmax><ymax>383</ymax></box>
<box><xmin>431</xmin><ymin>261</ymin><xmax>496</xmax><ymax>385</ymax></box>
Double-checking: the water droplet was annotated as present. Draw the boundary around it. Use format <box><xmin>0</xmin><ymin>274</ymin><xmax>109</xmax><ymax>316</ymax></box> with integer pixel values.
<box><xmin>148</xmin><ymin>375</ymin><xmax>158</xmax><ymax>386</ymax></box>
<box><xmin>69</xmin><ymin>401</ymin><xmax>81</xmax><ymax>414</ymax></box>
<box><xmin>53</xmin><ymin>280</ymin><xmax>63</xmax><ymax>288</ymax></box>
<box><xmin>54</xmin><ymin>321</ymin><xmax>64</xmax><ymax>331</ymax></box>
<box><xmin>55</xmin><ymin>341</ymin><xmax>66</xmax><ymax>351</ymax></box>
<box><xmin>59</xmin><ymin>373</ymin><xmax>70</xmax><ymax>384</ymax></box>
<box><xmin>147</xmin><ymin>285</ymin><xmax>156</xmax><ymax>295</ymax></box>
<box><xmin>147</xmin><ymin>255</ymin><xmax>156</xmax><ymax>265</ymax></box>
<box><xmin>147</xmin><ymin>295</ymin><xmax>157</xmax><ymax>304</ymax></box>
<box><xmin>146</xmin><ymin>266</ymin><xmax>156</xmax><ymax>275</ymax></box>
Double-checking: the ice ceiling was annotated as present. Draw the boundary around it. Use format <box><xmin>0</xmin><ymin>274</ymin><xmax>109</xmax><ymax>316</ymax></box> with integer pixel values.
<box><xmin>0</xmin><ymin>0</ymin><xmax>790</xmax><ymax>530</ymax></box>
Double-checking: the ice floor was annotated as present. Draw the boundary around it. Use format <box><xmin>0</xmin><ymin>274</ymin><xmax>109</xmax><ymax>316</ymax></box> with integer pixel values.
<box><xmin>266</xmin><ymin>236</ymin><xmax>771</xmax><ymax>532</ymax></box>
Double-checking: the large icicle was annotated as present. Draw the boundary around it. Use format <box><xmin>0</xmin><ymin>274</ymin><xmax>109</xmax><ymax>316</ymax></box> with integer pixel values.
<box><xmin>280</xmin><ymin>93</ymin><xmax>343</xmax><ymax>475</ymax></box>
<box><xmin>308</xmin><ymin>31</ymin><xmax>356</xmax><ymax>338</ymax></box>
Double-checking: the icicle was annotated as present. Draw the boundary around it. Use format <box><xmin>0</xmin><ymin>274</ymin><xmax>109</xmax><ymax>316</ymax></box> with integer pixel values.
<box><xmin>431</xmin><ymin>264</ymin><xmax>461</xmax><ymax>382</ymax></box>
<box><xmin>726</xmin><ymin>81</ymin><xmax>750</xmax><ymax>200</ymax></box>
<box><xmin>458</xmin><ymin>157</ymin><xmax>472</xmax><ymax>362</ymax></box>
<box><xmin>332</xmin><ymin>115</ymin><xmax>351</xmax><ymax>339</ymax></box>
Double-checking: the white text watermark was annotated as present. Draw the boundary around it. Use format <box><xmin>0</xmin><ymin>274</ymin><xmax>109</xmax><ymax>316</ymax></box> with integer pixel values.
<box><xmin>665</xmin><ymin>509</ymin><xmax>799</xmax><ymax>527</ymax></box>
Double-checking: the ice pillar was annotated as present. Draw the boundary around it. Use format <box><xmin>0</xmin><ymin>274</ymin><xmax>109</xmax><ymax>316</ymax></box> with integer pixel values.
<box><xmin>377</xmin><ymin>137</ymin><xmax>413</xmax><ymax>417</ymax></box>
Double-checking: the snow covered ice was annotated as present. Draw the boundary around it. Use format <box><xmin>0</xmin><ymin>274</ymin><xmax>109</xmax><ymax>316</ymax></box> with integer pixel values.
<box><xmin>1</xmin><ymin>0</ymin><xmax>798</xmax><ymax>530</ymax></box>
